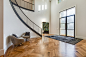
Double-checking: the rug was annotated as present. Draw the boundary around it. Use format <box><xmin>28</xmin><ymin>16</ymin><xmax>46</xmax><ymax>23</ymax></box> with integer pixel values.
<box><xmin>45</xmin><ymin>35</ymin><xmax>83</xmax><ymax>45</ymax></box>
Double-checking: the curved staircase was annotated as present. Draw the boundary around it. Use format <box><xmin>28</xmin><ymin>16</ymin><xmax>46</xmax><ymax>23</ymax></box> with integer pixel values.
<box><xmin>9</xmin><ymin>0</ymin><xmax>42</xmax><ymax>37</ymax></box>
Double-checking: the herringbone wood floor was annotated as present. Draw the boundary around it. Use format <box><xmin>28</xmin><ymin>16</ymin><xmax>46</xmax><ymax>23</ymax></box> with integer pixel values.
<box><xmin>1</xmin><ymin>34</ymin><xmax>86</xmax><ymax>57</ymax></box>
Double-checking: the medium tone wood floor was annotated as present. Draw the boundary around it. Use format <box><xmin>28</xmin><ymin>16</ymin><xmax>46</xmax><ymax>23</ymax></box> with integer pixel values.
<box><xmin>1</xmin><ymin>34</ymin><xmax>86</xmax><ymax>57</ymax></box>
<box><xmin>0</xmin><ymin>55</ymin><xmax>4</xmax><ymax>57</ymax></box>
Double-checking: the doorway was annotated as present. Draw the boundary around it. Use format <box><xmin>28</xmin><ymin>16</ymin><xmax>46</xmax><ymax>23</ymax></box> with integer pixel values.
<box><xmin>59</xmin><ymin>7</ymin><xmax>75</xmax><ymax>38</ymax></box>
<box><xmin>42</xmin><ymin>22</ymin><xmax>49</xmax><ymax>34</ymax></box>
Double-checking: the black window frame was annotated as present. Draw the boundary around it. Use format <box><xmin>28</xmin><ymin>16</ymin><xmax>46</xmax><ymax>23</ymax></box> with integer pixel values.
<box><xmin>59</xmin><ymin>6</ymin><xmax>75</xmax><ymax>38</ymax></box>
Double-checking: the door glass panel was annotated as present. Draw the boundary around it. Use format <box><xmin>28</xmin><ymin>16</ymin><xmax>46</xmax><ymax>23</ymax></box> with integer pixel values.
<box><xmin>67</xmin><ymin>30</ymin><xmax>74</xmax><ymax>37</ymax></box>
<box><xmin>67</xmin><ymin>23</ymin><xmax>74</xmax><ymax>29</ymax></box>
<box><xmin>60</xmin><ymin>11</ymin><xmax>66</xmax><ymax>18</ymax></box>
<box><xmin>67</xmin><ymin>7</ymin><xmax>75</xmax><ymax>16</ymax></box>
<box><xmin>60</xmin><ymin>30</ymin><xmax>65</xmax><ymax>36</ymax></box>
<box><xmin>60</xmin><ymin>24</ymin><xmax>65</xmax><ymax>29</ymax></box>
<box><xmin>67</xmin><ymin>16</ymin><xmax>74</xmax><ymax>23</ymax></box>
<box><xmin>60</xmin><ymin>18</ymin><xmax>66</xmax><ymax>23</ymax></box>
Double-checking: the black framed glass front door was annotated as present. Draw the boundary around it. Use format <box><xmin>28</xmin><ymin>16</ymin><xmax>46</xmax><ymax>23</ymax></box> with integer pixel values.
<box><xmin>59</xmin><ymin>7</ymin><xmax>75</xmax><ymax>38</ymax></box>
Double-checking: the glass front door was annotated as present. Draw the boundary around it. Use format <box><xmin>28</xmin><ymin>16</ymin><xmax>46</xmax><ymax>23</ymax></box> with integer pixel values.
<box><xmin>59</xmin><ymin>7</ymin><xmax>75</xmax><ymax>37</ymax></box>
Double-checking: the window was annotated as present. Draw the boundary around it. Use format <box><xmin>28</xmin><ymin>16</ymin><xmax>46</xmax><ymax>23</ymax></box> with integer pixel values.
<box><xmin>58</xmin><ymin>0</ymin><xmax>65</xmax><ymax>3</ymax></box>
<box><xmin>58</xmin><ymin>0</ymin><xmax>62</xmax><ymax>3</ymax></box>
<box><xmin>45</xmin><ymin>3</ymin><xmax>47</xmax><ymax>10</ymax></box>
<box><xmin>42</xmin><ymin>5</ymin><xmax>44</xmax><ymax>10</ymax></box>
<box><xmin>59</xmin><ymin>7</ymin><xmax>75</xmax><ymax>37</ymax></box>
<box><xmin>38</xmin><ymin>5</ymin><xmax>41</xmax><ymax>12</ymax></box>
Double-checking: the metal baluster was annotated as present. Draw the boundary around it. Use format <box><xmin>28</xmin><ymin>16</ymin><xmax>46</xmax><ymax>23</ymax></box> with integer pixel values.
<box><xmin>24</xmin><ymin>1</ymin><xmax>25</xmax><ymax>8</ymax></box>
<box><xmin>20</xmin><ymin>0</ymin><xmax>22</xmax><ymax>7</ymax></box>
<box><xmin>27</xmin><ymin>18</ymin><xmax>28</xmax><ymax>24</ymax></box>
<box><xmin>30</xmin><ymin>3</ymin><xmax>31</xmax><ymax>10</ymax></box>
<box><xmin>41</xmin><ymin>29</ymin><xmax>42</xmax><ymax>34</ymax></box>
<box><xmin>38</xmin><ymin>27</ymin><xmax>39</xmax><ymax>33</ymax></box>
<box><xmin>33</xmin><ymin>0</ymin><xmax>35</xmax><ymax>11</ymax></box>
<box><xmin>33</xmin><ymin>23</ymin><xmax>34</xmax><ymax>29</ymax></box>
<box><xmin>33</xmin><ymin>4</ymin><xmax>34</xmax><ymax>10</ymax></box>
<box><xmin>28</xmin><ymin>3</ymin><xmax>29</xmax><ymax>9</ymax></box>
<box><xmin>19</xmin><ymin>0</ymin><xmax>21</xmax><ymax>6</ymax></box>
<box><xmin>25</xmin><ymin>2</ymin><xmax>26</xmax><ymax>8</ymax></box>
<box><xmin>29</xmin><ymin>3</ymin><xmax>30</xmax><ymax>9</ymax></box>
<box><xmin>27</xmin><ymin>2</ymin><xmax>28</xmax><ymax>9</ymax></box>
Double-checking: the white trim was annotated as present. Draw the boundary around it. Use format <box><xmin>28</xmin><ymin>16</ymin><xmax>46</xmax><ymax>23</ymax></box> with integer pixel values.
<box><xmin>30</xmin><ymin>36</ymin><xmax>40</xmax><ymax>38</ymax></box>
<box><xmin>49</xmin><ymin>33</ymin><xmax>59</xmax><ymax>35</ymax></box>
<box><xmin>0</xmin><ymin>49</ymin><xmax>4</xmax><ymax>56</ymax></box>
<box><xmin>76</xmin><ymin>36</ymin><xmax>86</xmax><ymax>40</ymax></box>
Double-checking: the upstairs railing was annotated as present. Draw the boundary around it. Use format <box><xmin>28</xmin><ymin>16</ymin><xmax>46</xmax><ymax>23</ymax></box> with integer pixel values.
<box><xmin>10</xmin><ymin>0</ymin><xmax>42</xmax><ymax>37</ymax></box>
<box><xmin>11</xmin><ymin>0</ymin><xmax>35</xmax><ymax>11</ymax></box>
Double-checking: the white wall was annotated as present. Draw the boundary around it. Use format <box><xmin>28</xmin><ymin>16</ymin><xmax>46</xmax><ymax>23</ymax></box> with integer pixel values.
<box><xmin>0</xmin><ymin>0</ymin><xmax>4</xmax><ymax>56</ymax></box>
<box><xmin>4</xmin><ymin>0</ymin><xmax>50</xmax><ymax>54</ymax></box>
<box><xmin>21</xmin><ymin>0</ymin><xmax>50</xmax><ymax>28</ymax></box>
<box><xmin>51</xmin><ymin>0</ymin><xmax>86</xmax><ymax>39</ymax></box>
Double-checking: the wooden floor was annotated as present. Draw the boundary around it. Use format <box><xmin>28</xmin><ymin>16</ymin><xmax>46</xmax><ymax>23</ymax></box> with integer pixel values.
<box><xmin>2</xmin><ymin>34</ymin><xmax>86</xmax><ymax>57</ymax></box>
<box><xmin>0</xmin><ymin>55</ymin><xmax>4</xmax><ymax>57</ymax></box>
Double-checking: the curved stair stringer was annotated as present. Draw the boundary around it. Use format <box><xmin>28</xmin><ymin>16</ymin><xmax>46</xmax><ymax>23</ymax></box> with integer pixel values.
<box><xmin>9</xmin><ymin>0</ymin><xmax>42</xmax><ymax>37</ymax></box>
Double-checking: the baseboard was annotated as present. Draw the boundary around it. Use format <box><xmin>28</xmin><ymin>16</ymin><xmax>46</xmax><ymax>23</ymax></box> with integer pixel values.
<box><xmin>49</xmin><ymin>33</ymin><xmax>59</xmax><ymax>35</ymax></box>
<box><xmin>30</xmin><ymin>36</ymin><xmax>40</xmax><ymax>38</ymax></box>
<box><xmin>0</xmin><ymin>49</ymin><xmax>4</xmax><ymax>56</ymax></box>
<box><xmin>75</xmin><ymin>36</ymin><xmax>86</xmax><ymax>40</ymax></box>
